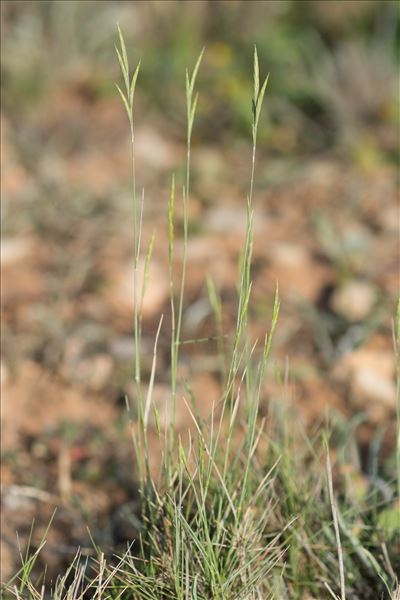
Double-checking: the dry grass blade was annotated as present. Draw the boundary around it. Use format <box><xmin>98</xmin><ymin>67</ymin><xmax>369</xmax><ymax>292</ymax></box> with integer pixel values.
<box><xmin>325</xmin><ymin>441</ymin><xmax>346</xmax><ymax>600</ymax></box>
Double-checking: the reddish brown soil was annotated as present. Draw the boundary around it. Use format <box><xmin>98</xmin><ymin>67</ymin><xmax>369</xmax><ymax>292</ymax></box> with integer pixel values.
<box><xmin>1</xmin><ymin>84</ymin><xmax>397</xmax><ymax>582</ymax></box>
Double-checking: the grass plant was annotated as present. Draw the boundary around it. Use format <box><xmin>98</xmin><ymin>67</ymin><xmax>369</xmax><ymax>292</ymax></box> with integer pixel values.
<box><xmin>3</xmin><ymin>29</ymin><xmax>399</xmax><ymax>600</ymax></box>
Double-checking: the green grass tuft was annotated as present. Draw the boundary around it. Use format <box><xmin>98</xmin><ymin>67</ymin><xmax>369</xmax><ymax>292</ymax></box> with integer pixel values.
<box><xmin>3</xmin><ymin>27</ymin><xmax>399</xmax><ymax>600</ymax></box>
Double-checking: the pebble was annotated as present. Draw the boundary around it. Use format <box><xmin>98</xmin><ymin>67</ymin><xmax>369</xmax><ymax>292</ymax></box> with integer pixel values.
<box><xmin>268</xmin><ymin>242</ymin><xmax>332</xmax><ymax>303</ymax></box>
<box><xmin>109</xmin><ymin>258</ymin><xmax>169</xmax><ymax>320</ymax></box>
<box><xmin>333</xmin><ymin>349</ymin><xmax>396</xmax><ymax>423</ymax></box>
<box><xmin>1</xmin><ymin>361</ymin><xmax>10</xmax><ymax>388</ymax></box>
<box><xmin>331</xmin><ymin>280</ymin><xmax>377</xmax><ymax>322</ymax></box>
<box><xmin>136</xmin><ymin>126</ymin><xmax>178</xmax><ymax>170</ymax></box>
<box><xmin>270</xmin><ymin>242</ymin><xmax>309</xmax><ymax>268</ymax></box>
<box><xmin>1</xmin><ymin>238</ymin><xmax>33</xmax><ymax>267</ymax></box>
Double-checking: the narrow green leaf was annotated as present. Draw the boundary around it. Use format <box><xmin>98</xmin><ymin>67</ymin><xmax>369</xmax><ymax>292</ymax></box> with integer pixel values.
<box><xmin>129</xmin><ymin>61</ymin><xmax>141</xmax><ymax>110</ymax></box>
<box><xmin>115</xmin><ymin>45</ymin><xmax>129</xmax><ymax>95</ymax></box>
<box><xmin>189</xmin><ymin>48</ymin><xmax>205</xmax><ymax>96</ymax></box>
<box><xmin>253</xmin><ymin>45</ymin><xmax>260</xmax><ymax>103</ymax></box>
<box><xmin>142</xmin><ymin>230</ymin><xmax>156</xmax><ymax>302</ymax></box>
<box><xmin>252</xmin><ymin>98</ymin><xmax>257</xmax><ymax>123</ymax></box>
<box><xmin>188</xmin><ymin>92</ymin><xmax>199</xmax><ymax>138</ymax></box>
<box><xmin>264</xmin><ymin>283</ymin><xmax>280</xmax><ymax>361</ymax></box>
<box><xmin>255</xmin><ymin>72</ymin><xmax>269</xmax><ymax>128</ymax></box>
<box><xmin>117</xmin><ymin>24</ymin><xmax>129</xmax><ymax>74</ymax></box>
<box><xmin>207</xmin><ymin>276</ymin><xmax>221</xmax><ymax>318</ymax></box>
<box><xmin>115</xmin><ymin>83</ymin><xmax>130</xmax><ymax>117</ymax></box>
<box><xmin>239</xmin><ymin>282</ymin><xmax>252</xmax><ymax>324</ymax></box>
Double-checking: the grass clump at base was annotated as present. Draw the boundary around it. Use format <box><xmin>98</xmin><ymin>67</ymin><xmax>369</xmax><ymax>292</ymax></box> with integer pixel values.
<box><xmin>3</xmin><ymin>29</ymin><xmax>399</xmax><ymax>600</ymax></box>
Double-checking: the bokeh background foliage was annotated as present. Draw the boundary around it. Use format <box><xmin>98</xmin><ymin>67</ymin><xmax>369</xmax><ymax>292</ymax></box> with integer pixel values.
<box><xmin>2</xmin><ymin>0</ymin><xmax>399</xmax><ymax>157</ymax></box>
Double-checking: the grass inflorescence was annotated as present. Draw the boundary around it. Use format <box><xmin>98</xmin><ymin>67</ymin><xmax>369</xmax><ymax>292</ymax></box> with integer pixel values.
<box><xmin>3</xmin><ymin>29</ymin><xmax>399</xmax><ymax>600</ymax></box>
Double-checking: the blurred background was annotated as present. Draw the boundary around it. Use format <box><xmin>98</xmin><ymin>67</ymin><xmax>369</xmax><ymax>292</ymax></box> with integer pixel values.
<box><xmin>1</xmin><ymin>0</ymin><xmax>398</xmax><ymax>581</ymax></box>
